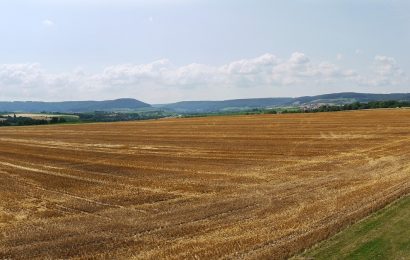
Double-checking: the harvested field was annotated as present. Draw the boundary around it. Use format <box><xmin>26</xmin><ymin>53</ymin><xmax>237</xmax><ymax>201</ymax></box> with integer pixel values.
<box><xmin>0</xmin><ymin>109</ymin><xmax>410</xmax><ymax>259</ymax></box>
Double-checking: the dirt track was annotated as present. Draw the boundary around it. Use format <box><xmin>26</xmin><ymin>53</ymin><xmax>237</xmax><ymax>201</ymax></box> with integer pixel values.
<box><xmin>1</xmin><ymin>109</ymin><xmax>409</xmax><ymax>259</ymax></box>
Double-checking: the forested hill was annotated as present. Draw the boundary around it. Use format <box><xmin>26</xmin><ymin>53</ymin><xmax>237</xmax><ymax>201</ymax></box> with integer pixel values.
<box><xmin>2</xmin><ymin>92</ymin><xmax>410</xmax><ymax>113</ymax></box>
<box><xmin>293</xmin><ymin>92</ymin><xmax>410</xmax><ymax>104</ymax></box>
<box><xmin>0</xmin><ymin>98</ymin><xmax>151</xmax><ymax>112</ymax></box>
<box><xmin>158</xmin><ymin>98</ymin><xmax>293</xmax><ymax>113</ymax></box>
<box><xmin>158</xmin><ymin>92</ymin><xmax>410</xmax><ymax>112</ymax></box>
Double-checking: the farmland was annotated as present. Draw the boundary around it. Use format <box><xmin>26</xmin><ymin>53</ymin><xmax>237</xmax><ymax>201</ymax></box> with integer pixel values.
<box><xmin>1</xmin><ymin>113</ymin><xmax>79</xmax><ymax>121</ymax></box>
<box><xmin>0</xmin><ymin>109</ymin><xmax>410</xmax><ymax>259</ymax></box>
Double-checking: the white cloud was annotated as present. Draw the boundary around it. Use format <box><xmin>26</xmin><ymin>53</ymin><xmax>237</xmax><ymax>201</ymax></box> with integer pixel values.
<box><xmin>288</xmin><ymin>52</ymin><xmax>310</xmax><ymax>64</ymax></box>
<box><xmin>0</xmin><ymin>53</ymin><xmax>408</xmax><ymax>103</ymax></box>
<box><xmin>360</xmin><ymin>55</ymin><xmax>407</xmax><ymax>87</ymax></box>
<box><xmin>220</xmin><ymin>53</ymin><xmax>278</xmax><ymax>76</ymax></box>
<box><xmin>374</xmin><ymin>56</ymin><xmax>402</xmax><ymax>76</ymax></box>
<box><xmin>355</xmin><ymin>49</ymin><xmax>362</xmax><ymax>55</ymax></box>
<box><xmin>336</xmin><ymin>53</ymin><xmax>343</xmax><ymax>60</ymax></box>
<box><xmin>42</xmin><ymin>19</ymin><xmax>54</xmax><ymax>27</ymax></box>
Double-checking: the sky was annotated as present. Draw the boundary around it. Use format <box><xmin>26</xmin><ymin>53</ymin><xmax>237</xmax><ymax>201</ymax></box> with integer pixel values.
<box><xmin>0</xmin><ymin>0</ymin><xmax>409</xmax><ymax>103</ymax></box>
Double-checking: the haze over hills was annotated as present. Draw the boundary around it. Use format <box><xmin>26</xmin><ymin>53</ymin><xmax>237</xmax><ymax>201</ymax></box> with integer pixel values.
<box><xmin>1</xmin><ymin>92</ymin><xmax>410</xmax><ymax>113</ymax></box>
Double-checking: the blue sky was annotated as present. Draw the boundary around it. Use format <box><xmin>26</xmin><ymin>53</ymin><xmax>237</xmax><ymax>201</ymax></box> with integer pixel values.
<box><xmin>0</xmin><ymin>0</ymin><xmax>409</xmax><ymax>103</ymax></box>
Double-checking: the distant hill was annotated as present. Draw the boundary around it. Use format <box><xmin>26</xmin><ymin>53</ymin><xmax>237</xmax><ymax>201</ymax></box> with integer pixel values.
<box><xmin>2</xmin><ymin>92</ymin><xmax>410</xmax><ymax>113</ymax></box>
<box><xmin>159</xmin><ymin>92</ymin><xmax>410</xmax><ymax>112</ymax></box>
<box><xmin>0</xmin><ymin>98</ymin><xmax>151</xmax><ymax>113</ymax></box>
<box><xmin>293</xmin><ymin>92</ymin><xmax>410</xmax><ymax>105</ymax></box>
<box><xmin>159</xmin><ymin>98</ymin><xmax>293</xmax><ymax>113</ymax></box>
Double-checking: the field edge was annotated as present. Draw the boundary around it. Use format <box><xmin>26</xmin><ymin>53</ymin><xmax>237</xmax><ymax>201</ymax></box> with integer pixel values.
<box><xmin>292</xmin><ymin>192</ymin><xmax>410</xmax><ymax>259</ymax></box>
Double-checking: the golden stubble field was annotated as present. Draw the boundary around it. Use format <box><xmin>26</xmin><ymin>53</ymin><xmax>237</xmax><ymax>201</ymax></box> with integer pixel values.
<box><xmin>0</xmin><ymin>109</ymin><xmax>410</xmax><ymax>259</ymax></box>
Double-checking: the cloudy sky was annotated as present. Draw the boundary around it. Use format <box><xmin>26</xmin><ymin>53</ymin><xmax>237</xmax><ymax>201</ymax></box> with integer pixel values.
<box><xmin>0</xmin><ymin>0</ymin><xmax>409</xmax><ymax>103</ymax></box>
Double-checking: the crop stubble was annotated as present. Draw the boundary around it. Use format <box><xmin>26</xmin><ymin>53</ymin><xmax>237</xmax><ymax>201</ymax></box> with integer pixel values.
<box><xmin>0</xmin><ymin>109</ymin><xmax>409</xmax><ymax>259</ymax></box>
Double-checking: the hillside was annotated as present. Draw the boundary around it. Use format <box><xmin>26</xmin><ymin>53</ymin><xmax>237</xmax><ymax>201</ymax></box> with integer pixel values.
<box><xmin>293</xmin><ymin>92</ymin><xmax>410</xmax><ymax>105</ymax></box>
<box><xmin>0</xmin><ymin>98</ymin><xmax>151</xmax><ymax>113</ymax></box>
<box><xmin>158</xmin><ymin>98</ymin><xmax>293</xmax><ymax>112</ymax></box>
<box><xmin>159</xmin><ymin>92</ymin><xmax>410</xmax><ymax>112</ymax></box>
<box><xmin>2</xmin><ymin>92</ymin><xmax>410</xmax><ymax>113</ymax></box>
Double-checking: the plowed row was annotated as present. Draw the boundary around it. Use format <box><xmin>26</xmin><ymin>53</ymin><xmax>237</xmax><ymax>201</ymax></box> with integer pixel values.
<box><xmin>1</xmin><ymin>109</ymin><xmax>410</xmax><ymax>259</ymax></box>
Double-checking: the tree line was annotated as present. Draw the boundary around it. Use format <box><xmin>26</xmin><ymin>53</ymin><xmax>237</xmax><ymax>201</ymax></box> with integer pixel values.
<box><xmin>0</xmin><ymin>115</ymin><xmax>67</xmax><ymax>127</ymax></box>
